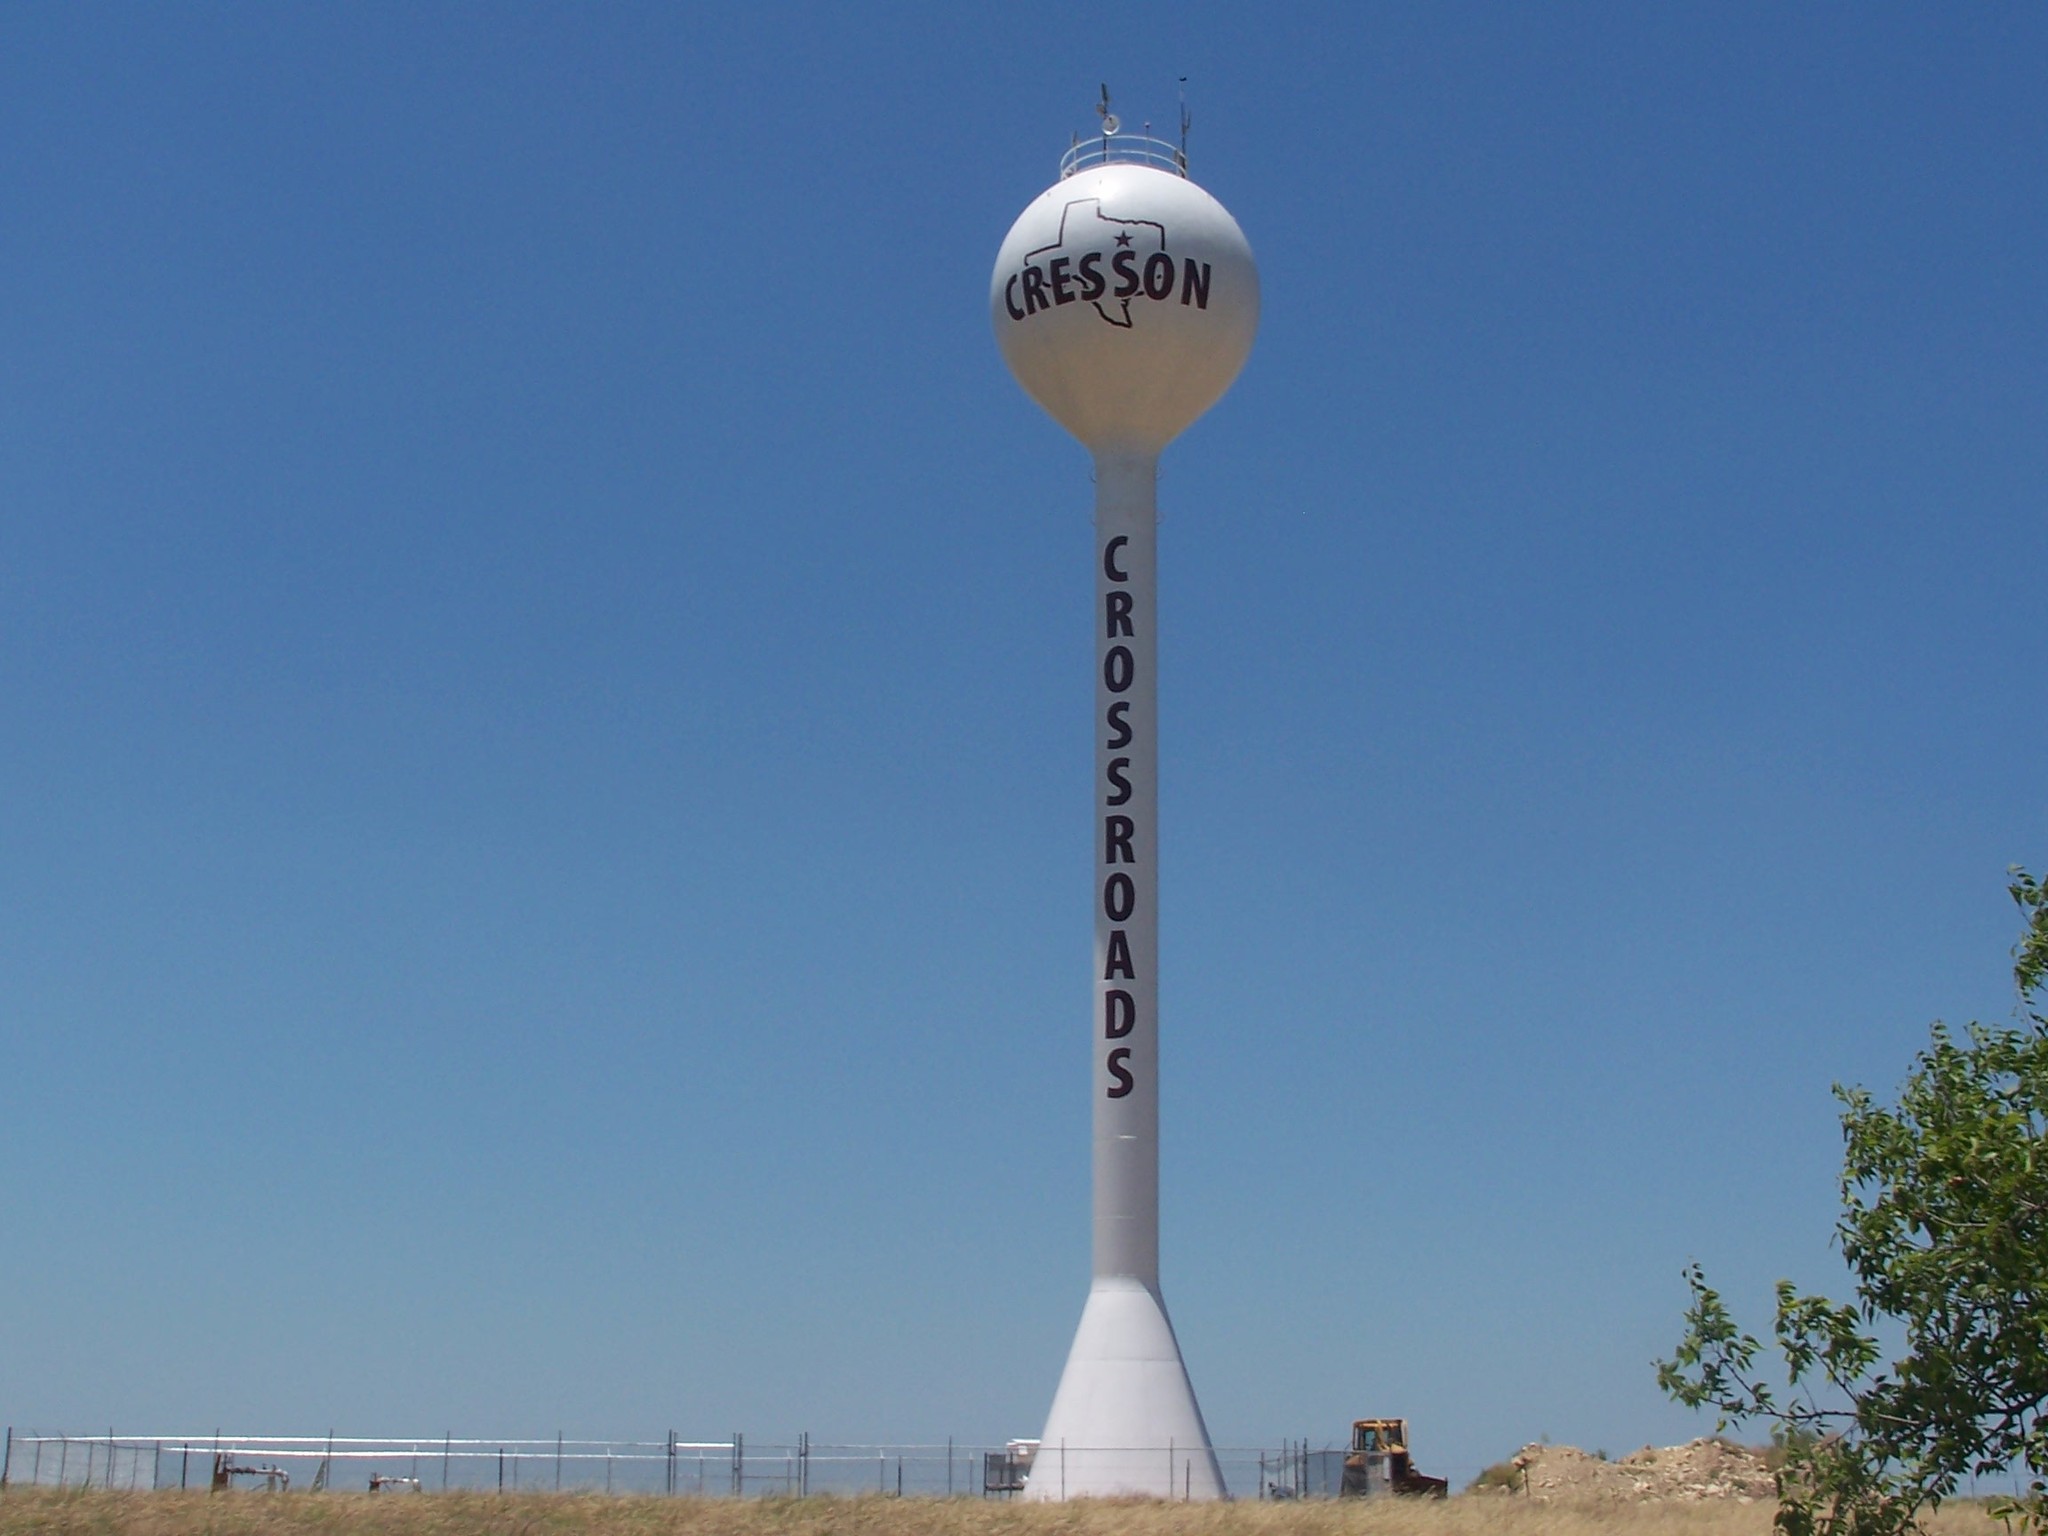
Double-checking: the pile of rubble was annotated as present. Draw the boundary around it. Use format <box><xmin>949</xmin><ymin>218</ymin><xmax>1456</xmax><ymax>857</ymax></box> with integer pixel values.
<box><xmin>1489</xmin><ymin>1438</ymin><xmax>1777</xmax><ymax>1502</ymax></box>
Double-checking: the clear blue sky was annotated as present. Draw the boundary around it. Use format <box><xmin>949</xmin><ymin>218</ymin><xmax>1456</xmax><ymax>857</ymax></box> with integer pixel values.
<box><xmin>3</xmin><ymin>1</ymin><xmax>2043</xmax><ymax>1486</ymax></box>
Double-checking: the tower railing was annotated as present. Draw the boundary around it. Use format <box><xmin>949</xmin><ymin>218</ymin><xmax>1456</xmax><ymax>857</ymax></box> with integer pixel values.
<box><xmin>1060</xmin><ymin>133</ymin><xmax>1187</xmax><ymax>179</ymax></box>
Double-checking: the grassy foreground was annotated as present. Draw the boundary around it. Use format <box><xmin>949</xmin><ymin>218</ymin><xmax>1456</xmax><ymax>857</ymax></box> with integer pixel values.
<box><xmin>0</xmin><ymin>1490</ymin><xmax>2014</xmax><ymax>1536</ymax></box>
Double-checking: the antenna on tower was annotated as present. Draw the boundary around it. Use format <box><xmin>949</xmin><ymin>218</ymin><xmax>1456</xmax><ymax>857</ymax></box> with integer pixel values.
<box><xmin>1097</xmin><ymin>83</ymin><xmax>1119</xmax><ymax>136</ymax></box>
<box><xmin>1177</xmin><ymin>77</ymin><xmax>1191</xmax><ymax>171</ymax></box>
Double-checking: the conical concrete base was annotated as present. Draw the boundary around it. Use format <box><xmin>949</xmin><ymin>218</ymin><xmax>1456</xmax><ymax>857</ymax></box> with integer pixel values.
<box><xmin>1022</xmin><ymin>1277</ymin><xmax>1226</xmax><ymax>1500</ymax></box>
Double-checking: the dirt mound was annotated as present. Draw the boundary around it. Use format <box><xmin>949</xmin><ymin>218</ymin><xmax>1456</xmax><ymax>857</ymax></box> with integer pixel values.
<box><xmin>1496</xmin><ymin>1438</ymin><xmax>1776</xmax><ymax>1502</ymax></box>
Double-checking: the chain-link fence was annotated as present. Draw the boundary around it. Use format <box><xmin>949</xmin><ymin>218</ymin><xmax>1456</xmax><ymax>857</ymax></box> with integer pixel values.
<box><xmin>0</xmin><ymin>1429</ymin><xmax>1459</xmax><ymax>1500</ymax></box>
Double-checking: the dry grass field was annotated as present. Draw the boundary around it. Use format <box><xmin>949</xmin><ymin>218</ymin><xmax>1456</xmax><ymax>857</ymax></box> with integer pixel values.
<box><xmin>0</xmin><ymin>1490</ymin><xmax>2016</xmax><ymax>1536</ymax></box>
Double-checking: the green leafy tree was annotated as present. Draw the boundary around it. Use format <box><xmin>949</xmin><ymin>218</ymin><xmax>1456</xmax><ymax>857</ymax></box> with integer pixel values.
<box><xmin>1659</xmin><ymin>868</ymin><xmax>2048</xmax><ymax>1536</ymax></box>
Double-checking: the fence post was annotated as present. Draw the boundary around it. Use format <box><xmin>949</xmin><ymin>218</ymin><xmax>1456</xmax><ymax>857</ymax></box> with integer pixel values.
<box><xmin>443</xmin><ymin>1432</ymin><xmax>451</xmax><ymax>1491</ymax></box>
<box><xmin>948</xmin><ymin>1436</ymin><xmax>954</xmax><ymax>1497</ymax></box>
<box><xmin>1</xmin><ymin>1424</ymin><xmax>11</xmax><ymax>1487</ymax></box>
<box><xmin>498</xmin><ymin>1448</ymin><xmax>504</xmax><ymax>1492</ymax></box>
<box><xmin>555</xmin><ymin>1431</ymin><xmax>562</xmax><ymax>1492</ymax></box>
<box><xmin>667</xmin><ymin>1432</ymin><xmax>676</xmax><ymax>1496</ymax></box>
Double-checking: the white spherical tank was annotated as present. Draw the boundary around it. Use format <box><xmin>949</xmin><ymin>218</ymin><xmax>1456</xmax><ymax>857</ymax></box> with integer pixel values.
<box><xmin>991</xmin><ymin>161</ymin><xmax>1258</xmax><ymax>453</ymax></box>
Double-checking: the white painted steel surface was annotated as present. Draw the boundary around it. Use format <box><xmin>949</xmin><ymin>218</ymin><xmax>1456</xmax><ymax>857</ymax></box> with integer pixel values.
<box><xmin>991</xmin><ymin>143</ymin><xmax>1256</xmax><ymax>1502</ymax></box>
<box><xmin>1088</xmin><ymin>452</ymin><xmax>1161</xmax><ymax>1287</ymax></box>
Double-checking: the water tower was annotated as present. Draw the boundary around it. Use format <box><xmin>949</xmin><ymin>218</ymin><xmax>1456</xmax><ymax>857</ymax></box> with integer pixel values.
<box><xmin>990</xmin><ymin>93</ymin><xmax>1258</xmax><ymax>1501</ymax></box>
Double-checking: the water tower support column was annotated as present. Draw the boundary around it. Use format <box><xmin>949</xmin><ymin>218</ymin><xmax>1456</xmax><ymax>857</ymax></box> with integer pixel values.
<box><xmin>1023</xmin><ymin>449</ymin><xmax>1224</xmax><ymax>1501</ymax></box>
<box><xmin>1092</xmin><ymin>449</ymin><xmax>1161</xmax><ymax>1289</ymax></box>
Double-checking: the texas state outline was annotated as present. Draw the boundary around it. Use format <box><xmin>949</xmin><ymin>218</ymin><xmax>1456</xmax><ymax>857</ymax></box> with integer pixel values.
<box><xmin>1026</xmin><ymin>199</ymin><xmax>1169</xmax><ymax>328</ymax></box>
